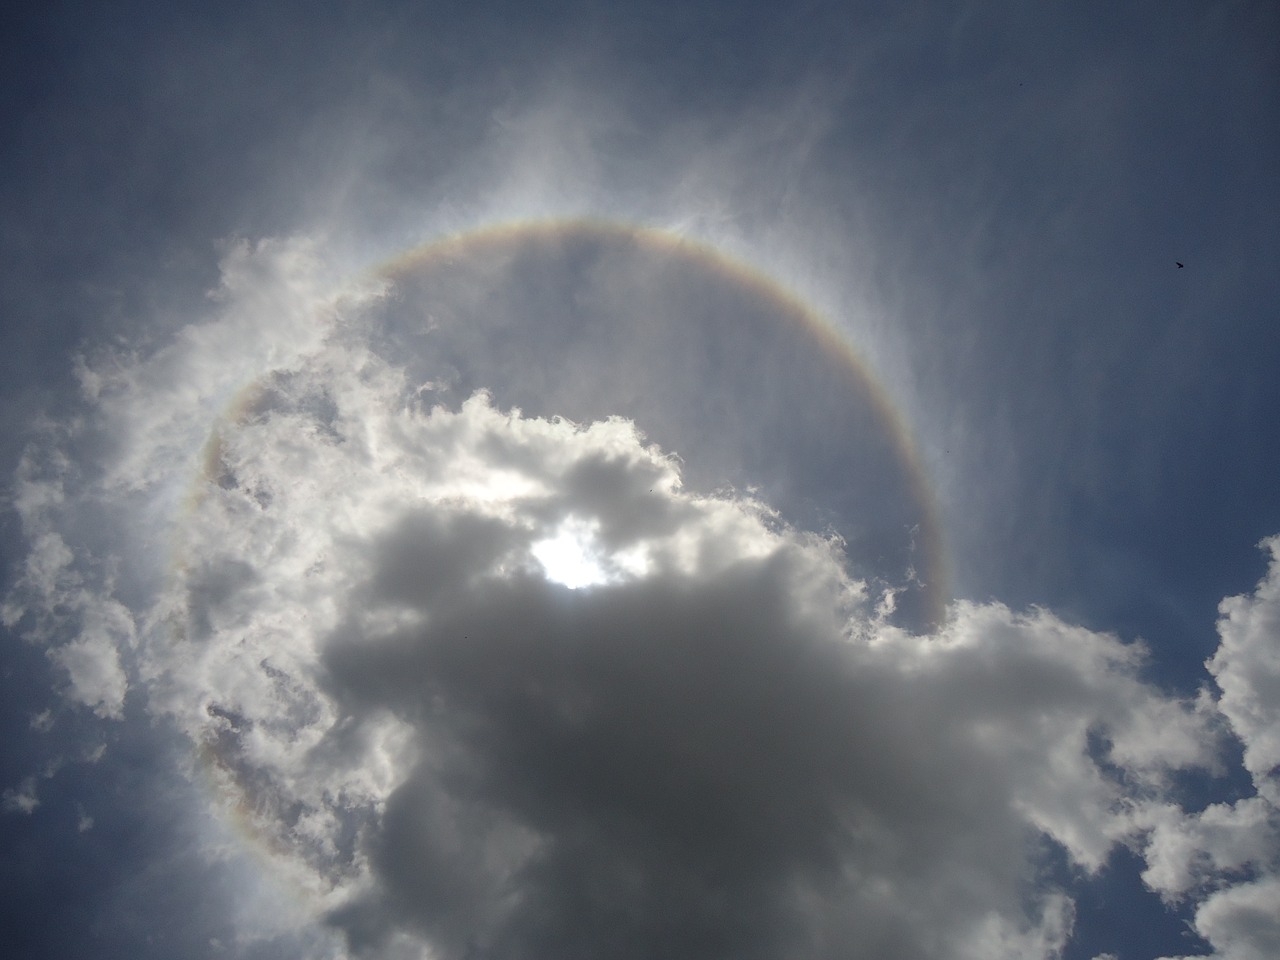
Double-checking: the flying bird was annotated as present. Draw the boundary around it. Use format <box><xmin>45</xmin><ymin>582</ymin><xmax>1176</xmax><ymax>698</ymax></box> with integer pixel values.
<box><xmin>1176</xmin><ymin>261</ymin><xmax>1184</xmax><ymax>268</ymax></box>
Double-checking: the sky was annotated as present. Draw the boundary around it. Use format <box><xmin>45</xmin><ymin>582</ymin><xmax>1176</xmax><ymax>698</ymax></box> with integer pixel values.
<box><xmin>1</xmin><ymin>2</ymin><xmax>1278</xmax><ymax>959</ymax></box>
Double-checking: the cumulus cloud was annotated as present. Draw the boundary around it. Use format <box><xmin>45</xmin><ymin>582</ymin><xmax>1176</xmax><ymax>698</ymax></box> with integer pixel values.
<box><xmin>1211</xmin><ymin>538</ymin><xmax>1280</xmax><ymax>805</ymax></box>
<box><xmin>1138</xmin><ymin>540</ymin><xmax>1280</xmax><ymax>960</ymax></box>
<box><xmin>163</xmin><ymin>363</ymin><xmax>1139</xmax><ymax>960</ymax></box>
<box><xmin>5</xmin><ymin>236</ymin><xmax>1277</xmax><ymax>960</ymax></box>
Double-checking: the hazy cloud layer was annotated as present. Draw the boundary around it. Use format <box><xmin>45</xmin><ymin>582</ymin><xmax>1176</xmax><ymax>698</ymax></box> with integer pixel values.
<box><xmin>5</xmin><ymin>242</ymin><xmax>1277</xmax><ymax>959</ymax></box>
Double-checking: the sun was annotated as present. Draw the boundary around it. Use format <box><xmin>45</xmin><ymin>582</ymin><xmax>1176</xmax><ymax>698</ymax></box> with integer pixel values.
<box><xmin>531</xmin><ymin>516</ymin><xmax>613</xmax><ymax>589</ymax></box>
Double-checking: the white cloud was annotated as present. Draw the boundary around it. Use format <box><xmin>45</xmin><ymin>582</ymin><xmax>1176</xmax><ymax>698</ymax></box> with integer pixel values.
<box><xmin>1211</xmin><ymin>537</ymin><xmax>1280</xmax><ymax>804</ymax></box>
<box><xmin>1</xmin><ymin>521</ymin><xmax>133</xmax><ymax>719</ymax></box>
<box><xmin>1136</xmin><ymin>798</ymin><xmax>1278</xmax><ymax>902</ymax></box>
<box><xmin>1178</xmin><ymin>876</ymin><xmax>1280</xmax><ymax>960</ymax></box>
<box><xmin>49</xmin><ymin>625</ymin><xmax>129</xmax><ymax>719</ymax></box>
<box><xmin>1140</xmin><ymin>539</ymin><xmax>1280</xmax><ymax>960</ymax></box>
<box><xmin>5</xmin><ymin>234</ymin><xmax>1278</xmax><ymax>960</ymax></box>
<box><xmin>2</xmin><ymin>776</ymin><xmax>40</xmax><ymax>815</ymax></box>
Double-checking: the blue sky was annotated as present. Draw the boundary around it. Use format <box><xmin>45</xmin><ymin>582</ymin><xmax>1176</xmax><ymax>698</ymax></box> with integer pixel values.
<box><xmin>2</xmin><ymin>3</ymin><xmax>1278</xmax><ymax>959</ymax></box>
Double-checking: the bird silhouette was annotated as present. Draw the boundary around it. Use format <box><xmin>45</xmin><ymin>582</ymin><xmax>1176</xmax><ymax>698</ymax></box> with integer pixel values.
<box><xmin>1176</xmin><ymin>262</ymin><xmax>1184</xmax><ymax>268</ymax></box>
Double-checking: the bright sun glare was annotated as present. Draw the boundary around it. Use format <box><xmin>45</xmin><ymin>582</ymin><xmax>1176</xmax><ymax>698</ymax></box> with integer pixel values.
<box><xmin>530</xmin><ymin>516</ymin><xmax>613</xmax><ymax>589</ymax></box>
